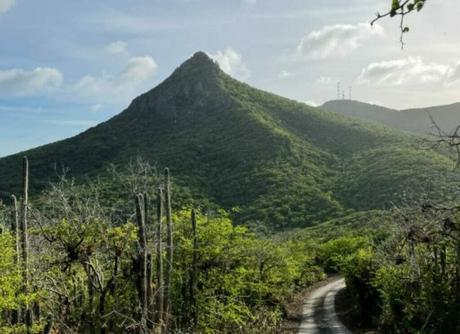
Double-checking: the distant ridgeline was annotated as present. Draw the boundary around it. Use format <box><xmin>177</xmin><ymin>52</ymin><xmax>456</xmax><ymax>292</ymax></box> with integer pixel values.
<box><xmin>321</xmin><ymin>99</ymin><xmax>460</xmax><ymax>135</ymax></box>
<box><xmin>1</xmin><ymin>51</ymin><xmax>459</xmax><ymax>229</ymax></box>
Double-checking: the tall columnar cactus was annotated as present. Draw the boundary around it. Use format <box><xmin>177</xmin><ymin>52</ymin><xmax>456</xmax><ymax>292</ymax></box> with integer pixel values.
<box><xmin>11</xmin><ymin>195</ymin><xmax>20</xmax><ymax>264</ymax></box>
<box><xmin>155</xmin><ymin>187</ymin><xmax>164</xmax><ymax>327</ymax></box>
<box><xmin>190</xmin><ymin>209</ymin><xmax>198</xmax><ymax>329</ymax></box>
<box><xmin>144</xmin><ymin>193</ymin><xmax>155</xmax><ymax>328</ymax></box>
<box><xmin>441</xmin><ymin>245</ymin><xmax>446</xmax><ymax>278</ymax></box>
<box><xmin>10</xmin><ymin>195</ymin><xmax>20</xmax><ymax>324</ymax></box>
<box><xmin>146</xmin><ymin>252</ymin><xmax>153</xmax><ymax>325</ymax></box>
<box><xmin>143</xmin><ymin>193</ymin><xmax>149</xmax><ymax>231</ymax></box>
<box><xmin>21</xmin><ymin>156</ymin><xmax>33</xmax><ymax>328</ymax></box>
<box><xmin>135</xmin><ymin>194</ymin><xmax>148</xmax><ymax>331</ymax></box>
<box><xmin>456</xmin><ymin>235</ymin><xmax>460</xmax><ymax>301</ymax></box>
<box><xmin>163</xmin><ymin>168</ymin><xmax>173</xmax><ymax>329</ymax></box>
<box><xmin>43</xmin><ymin>313</ymin><xmax>53</xmax><ymax>334</ymax></box>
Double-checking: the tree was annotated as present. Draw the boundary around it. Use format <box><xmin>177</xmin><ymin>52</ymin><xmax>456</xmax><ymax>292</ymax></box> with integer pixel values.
<box><xmin>373</xmin><ymin>0</ymin><xmax>427</xmax><ymax>46</ymax></box>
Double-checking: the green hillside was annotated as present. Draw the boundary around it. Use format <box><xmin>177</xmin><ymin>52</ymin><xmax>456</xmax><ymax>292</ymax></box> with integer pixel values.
<box><xmin>322</xmin><ymin>99</ymin><xmax>460</xmax><ymax>135</ymax></box>
<box><xmin>0</xmin><ymin>52</ymin><xmax>458</xmax><ymax>229</ymax></box>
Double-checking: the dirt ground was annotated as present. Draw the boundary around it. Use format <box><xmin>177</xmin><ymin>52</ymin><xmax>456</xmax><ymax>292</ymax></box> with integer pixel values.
<box><xmin>280</xmin><ymin>275</ymin><xmax>380</xmax><ymax>334</ymax></box>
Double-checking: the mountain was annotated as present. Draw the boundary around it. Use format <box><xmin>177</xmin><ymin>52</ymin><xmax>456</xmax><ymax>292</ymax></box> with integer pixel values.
<box><xmin>0</xmin><ymin>52</ymin><xmax>459</xmax><ymax>229</ymax></box>
<box><xmin>322</xmin><ymin>100</ymin><xmax>460</xmax><ymax>135</ymax></box>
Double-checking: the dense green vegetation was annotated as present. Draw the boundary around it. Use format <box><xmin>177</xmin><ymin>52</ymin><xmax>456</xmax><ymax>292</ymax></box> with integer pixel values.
<box><xmin>1</xmin><ymin>52</ymin><xmax>459</xmax><ymax>230</ymax></box>
<box><xmin>0</xmin><ymin>2</ymin><xmax>457</xmax><ymax>332</ymax></box>
<box><xmin>304</xmin><ymin>204</ymin><xmax>460</xmax><ymax>333</ymax></box>
<box><xmin>341</xmin><ymin>203</ymin><xmax>460</xmax><ymax>333</ymax></box>
<box><xmin>2</xmin><ymin>141</ymin><xmax>459</xmax><ymax>333</ymax></box>
<box><xmin>0</xmin><ymin>160</ymin><xmax>334</xmax><ymax>333</ymax></box>
<box><xmin>2</xmin><ymin>154</ymin><xmax>420</xmax><ymax>334</ymax></box>
<box><xmin>335</xmin><ymin>146</ymin><xmax>460</xmax><ymax>210</ymax></box>
<box><xmin>1</xmin><ymin>51</ymin><xmax>459</xmax><ymax>333</ymax></box>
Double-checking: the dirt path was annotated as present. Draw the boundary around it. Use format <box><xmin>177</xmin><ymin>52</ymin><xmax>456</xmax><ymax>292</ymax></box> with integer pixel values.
<box><xmin>298</xmin><ymin>278</ymin><xmax>351</xmax><ymax>334</ymax></box>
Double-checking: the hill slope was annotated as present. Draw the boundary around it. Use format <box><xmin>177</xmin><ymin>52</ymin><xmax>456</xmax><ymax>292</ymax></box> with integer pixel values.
<box><xmin>322</xmin><ymin>100</ymin><xmax>460</xmax><ymax>135</ymax></box>
<box><xmin>0</xmin><ymin>52</ymin><xmax>458</xmax><ymax>229</ymax></box>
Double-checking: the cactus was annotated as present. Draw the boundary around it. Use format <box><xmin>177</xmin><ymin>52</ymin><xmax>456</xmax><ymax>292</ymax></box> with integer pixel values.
<box><xmin>87</xmin><ymin>263</ymin><xmax>94</xmax><ymax>314</ymax></box>
<box><xmin>135</xmin><ymin>194</ymin><xmax>148</xmax><ymax>331</ymax></box>
<box><xmin>456</xmin><ymin>238</ymin><xmax>460</xmax><ymax>302</ymax></box>
<box><xmin>146</xmin><ymin>252</ymin><xmax>153</xmax><ymax>327</ymax></box>
<box><xmin>43</xmin><ymin>313</ymin><xmax>53</xmax><ymax>334</ymax></box>
<box><xmin>190</xmin><ymin>209</ymin><xmax>198</xmax><ymax>329</ymax></box>
<box><xmin>143</xmin><ymin>193</ymin><xmax>155</xmax><ymax>328</ymax></box>
<box><xmin>155</xmin><ymin>188</ymin><xmax>164</xmax><ymax>327</ymax></box>
<box><xmin>163</xmin><ymin>168</ymin><xmax>173</xmax><ymax>329</ymax></box>
<box><xmin>33</xmin><ymin>303</ymin><xmax>41</xmax><ymax>324</ymax></box>
<box><xmin>11</xmin><ymin>195</ymin><xmax>20</xmax><ymax>264</ymax></box>
<box><xmin>10</xmin><ymin>195</ymin><xmax>20</xmax><ymax>324</ymax></box>
<box><xmin>20</xmin><ymin>156</ymin><xmax>33</xmax><ymax>328</ymax></box>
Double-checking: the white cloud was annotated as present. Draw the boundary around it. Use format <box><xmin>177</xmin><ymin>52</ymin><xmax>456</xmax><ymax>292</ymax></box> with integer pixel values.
<box><xmin>298</xmin><ymin>23</ymin><xmax>384</xmax><ymax>60</ymax></box>
<box><xmin>0</xmin><ymin>55</ymin><xmax>157</xmax><ymax>106</ymax></box>
<box><xmin>447</xmin><ymin>60</ymin><xmax>460</xmax><ymax>83</ymax></box>
<box><xmin>304</xmin><ymin>99</ymin><xmax>319</xmax><ymax>107</ymax></box>
<box><xmin>209</xmin><ymin>48</ymin><xmax>250</xmax><ymax>80</ymax></box>
<box><xmin>278</xmin><ymin>70</ymin><xmax>296</xmax><ymax>79</ymax></box>
<box><xmin>105</xmin><ymin>41</ymin><xmax>128</xmax><ymax>55</ymax></box>
<box><xmin>0</xmin><ymin>67</ymin><xmax>63</xmax><ymax>97</ymax></box>
<box><xmin>358</xmin><ymin>57</ymin><xmax>458</xmax><ymax>86</ymax></box>
<box><xmin>70</xmin><ymin>56</ymin><xmax>157</xmax><ymax>103</ymax></box>
<box><xmin>0</xmin><ymin>0</ymin><xmax>16</xmax><ymax>13</ymax></box>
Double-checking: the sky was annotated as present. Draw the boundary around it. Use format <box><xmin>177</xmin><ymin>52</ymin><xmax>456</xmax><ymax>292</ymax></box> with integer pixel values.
<box><xmin>1</xmin><ymin>0</ymin><xmax>460</xmax><ymax>157</ymax></box>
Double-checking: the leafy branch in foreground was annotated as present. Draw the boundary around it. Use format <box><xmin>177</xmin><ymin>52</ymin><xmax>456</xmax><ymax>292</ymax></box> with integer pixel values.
<box><xmin>372</xmin><ymin>0</ymin><xmax>427</xmax><ymax>47</ymax></box>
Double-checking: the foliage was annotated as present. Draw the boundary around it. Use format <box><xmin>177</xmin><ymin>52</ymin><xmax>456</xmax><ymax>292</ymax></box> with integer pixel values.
<box><xmin>342</xmin><ymin>205</ymin><xmax>460</xmax><ymax>333</ymax></box>
<box><xmin>372</xmin><ymin>0</ymin><xmax>427</xmax><ymax>45</ymax></box>
<box><xmin>317</xmin><ymin>236</ymin><xmax>370</xmax><ymax>272</ymax></box>
<box><xmin>171</xmin><ymin>210</ymin><xmax>324</xmax><ymax>333</ymax></box>
<box><xmin>0</xmin><ymin>233</ymin><xmax>21</xmax><ymax>316</ymax></box>
<box><xmin>0</xmin><ymin>52</ymin><xmax>458</xmax><ymax>230</ymax></box>
<box><xmin>342</xmin><ymin>247</ymin><xmax>381</xmax><ymax>327</ymax></box>
<box><xmin>335</xmin><ymin>146</ymin><xmax>460</xmax><ymax>210</ymax></box>
<box><xmin>0</xmin><ymin>163</ymin><xmax>328</xmax><ymax>333</ymax></box>
<box><xmin>0</xmin><ymin>231</ymin><xmax>43</xmax><ymax>334</ymax></box>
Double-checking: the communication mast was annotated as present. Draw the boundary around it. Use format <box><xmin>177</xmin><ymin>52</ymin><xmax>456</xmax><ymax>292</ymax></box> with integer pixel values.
<box><xmin>337</xmin><ymin>82</ymin><xmax>340</xmax><ymax>100</ymax></box>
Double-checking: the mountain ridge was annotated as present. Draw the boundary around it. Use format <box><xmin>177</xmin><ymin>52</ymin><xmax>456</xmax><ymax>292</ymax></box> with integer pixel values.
<box><xmin>0</xmin><ymin>51</ymin><xmax>459</xmax><ymax>229</ymax></box>
<box><xmin>322</xmin><ymin>99</ymin><xmax>460</xmax><ymax>135</ymax></box>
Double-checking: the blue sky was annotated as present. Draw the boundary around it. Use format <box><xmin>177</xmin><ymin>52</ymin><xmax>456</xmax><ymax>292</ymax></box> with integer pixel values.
<box><xmin>1</xmin><ymin>0</ymin><xmax>459</xmax><ymax>157</ymax></box>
